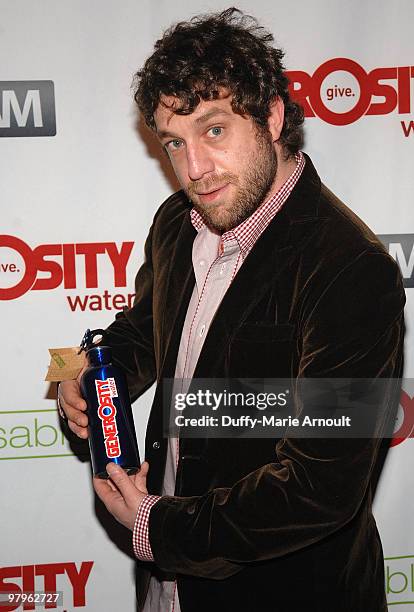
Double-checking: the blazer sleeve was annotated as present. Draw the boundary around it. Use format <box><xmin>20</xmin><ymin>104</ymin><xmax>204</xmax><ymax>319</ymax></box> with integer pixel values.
<box><xmin>102</xmin><ymin>219</ymin><xmax>157</xmax><ymax>402</ymax></box>
<box><xmin>147</xmin><ymin>250</ymin><xmax>406</xmax><ymax>579</ymax></box>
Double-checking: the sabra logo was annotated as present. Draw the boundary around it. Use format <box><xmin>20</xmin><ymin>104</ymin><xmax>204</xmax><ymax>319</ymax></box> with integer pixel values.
<box><xmin>0</xmin><ymin>407</ymin><xmax>92</xmax><ymax>461</ymax></box>
<box><xmin>378</xmin><ymin>234</ymin><xmax>414</xmax><ymax>288</ymax></box>
<box><xmin>0</xmin><ymin>561</ymin><xmax>93</xmax><ymax>611</ymax></box>
<box><xmin>0</xmin><ymin>81</ymin><xmax>56</xmax><ymax>137</ymax></box>
<box><xmin>385</xmin><ymin>554</ymin><xmax>414</xmax><ymax>607</ymax></box>
<box><xmin>0</xmin><ymin>235</ymin><xmax>136</xmax><ymax>311</ymax></box>
<box><xmin>0</xmin><ymin>409</ymin><xmax>68</xmax><ymax>458</ymax></box>
<box><xmin>96</xmin><ymin>378</ymin><xmax>121</xmax><ymax>458</ymax></box>
<box><xmin>286</xmin><ymin>58</ymin><xmax>414</xmax><ymax>135</ymax></box>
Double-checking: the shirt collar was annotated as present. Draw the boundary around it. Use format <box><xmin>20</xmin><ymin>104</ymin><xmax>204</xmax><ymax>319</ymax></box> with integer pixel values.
<box><xmin>190</xmin><ymin>151</ymin><xmax>305</xmax><ymax>260</ymax></box>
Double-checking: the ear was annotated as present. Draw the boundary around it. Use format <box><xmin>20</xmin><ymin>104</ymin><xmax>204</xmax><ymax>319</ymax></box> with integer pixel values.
<box><xmin>267</xmin><ymin>96</ymin><xmax>285</xmax><ymax>142</ymax></box>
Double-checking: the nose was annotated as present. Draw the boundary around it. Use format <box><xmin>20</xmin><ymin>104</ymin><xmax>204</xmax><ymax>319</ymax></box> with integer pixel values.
<box><xmin>186</xmin><ymin>142</ymin><xmax>215</xmax><ymax>182</ymax></box>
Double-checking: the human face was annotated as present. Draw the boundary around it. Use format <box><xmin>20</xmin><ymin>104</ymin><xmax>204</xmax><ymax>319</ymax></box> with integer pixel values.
<box><xmin>154</xmin><ymin>96</ymin><xmax>278</xmax><ymax>233</ymax></box>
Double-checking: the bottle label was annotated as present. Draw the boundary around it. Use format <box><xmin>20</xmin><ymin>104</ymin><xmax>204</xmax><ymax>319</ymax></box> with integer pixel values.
<box><xmin>95</xmin><ymin>378</ymin><xmax>121</xmax><ymax>458</ymax></box>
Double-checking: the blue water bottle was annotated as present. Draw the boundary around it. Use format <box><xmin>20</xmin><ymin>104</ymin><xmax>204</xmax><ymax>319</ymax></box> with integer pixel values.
<box><xmin>79</xmin><ymin>329</ymin><xmax>140</xmax><ymax>479</ymax></box>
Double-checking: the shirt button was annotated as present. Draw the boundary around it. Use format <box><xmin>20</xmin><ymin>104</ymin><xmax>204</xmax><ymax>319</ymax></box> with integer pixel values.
<box><xmin>152</xmin><ymin>441</ymin><xmax>160</xmax><ymax>449</ymax></box>
<box><xmin>220</xmin><ymin>263</ymin><xmax>226</xmax><ymax>275</ymax></box>
<box><xmin>199</xmin><ymin>324</ymin><xmax>206</xmax><ymax>337</ymax></box>
<box><xmin>199</xmin><ymin>259</ymin><xmax>205</xmax><ymax>266</ymax></box>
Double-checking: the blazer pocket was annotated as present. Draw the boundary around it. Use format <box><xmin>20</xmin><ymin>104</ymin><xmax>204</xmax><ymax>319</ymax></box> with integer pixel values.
<box><xmin>228</xmin><ymin>324</ymin><xmax>296</xmax><ymax>378</ymax></box>
<box><xmin>232</xmin><ymin>323</ymin><xmax>296</xmax><ymax>342</ymax></box>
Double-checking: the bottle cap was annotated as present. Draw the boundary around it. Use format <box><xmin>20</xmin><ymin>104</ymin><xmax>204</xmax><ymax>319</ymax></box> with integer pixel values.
<box><xmin>79</xmin><ymin>328</ymin><xmax>105</xmax><ymax>354</ymax></box>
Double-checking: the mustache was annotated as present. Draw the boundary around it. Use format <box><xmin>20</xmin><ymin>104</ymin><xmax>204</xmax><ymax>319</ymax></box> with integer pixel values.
<box><xmin>187</xmin><ymin>172</ymin><xmax>239</xmax><ymax>197</ymax></box>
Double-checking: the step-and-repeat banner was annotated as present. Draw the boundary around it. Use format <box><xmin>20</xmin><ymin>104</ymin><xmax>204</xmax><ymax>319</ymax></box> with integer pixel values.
<box><xmin>1</xmin><ymin>1</ymin><xmax>413</xmax><ymax>610</ymax></box>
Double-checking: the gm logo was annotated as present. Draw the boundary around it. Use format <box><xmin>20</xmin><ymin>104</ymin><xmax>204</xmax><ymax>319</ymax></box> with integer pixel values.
<box><xmin>0</xmin><ymin>81</ymin><xmax>56</xmax><ymax>137</ymax></box>
<box><xmin>378</xmin><ymin>234</ymin><xmax>414</xmax><ymax>288</ymax></box>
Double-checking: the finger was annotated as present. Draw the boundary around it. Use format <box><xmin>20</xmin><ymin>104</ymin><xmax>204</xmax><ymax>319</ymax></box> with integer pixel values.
<box><xmin>131</xmin><ymin>461</ymin><xmax>149</xmax><ymax>493</ymax></box>
<box><xmin>59</xmin><ymin>379</ymin><xmax>87</xmax><ymax>413</ymax></box>
<box><xmin>106</xmin><ymin>478</ymin><xmax>118</xmax><ymax>492</ymax></box>
<box><xmin>95</xmin><ymin>474</ymin><xmax>118</xmax><ymax>493</ymax></box>
<box><xmin>67</xmin><ymin>419</ymin><xmax>89</xmax><ymax>439</ymax></box>
<box><xmin>63</xmin><ymin>402</ymin><xmax>88</xmax><ymax>429</ymax></box>
<box><xmin>58</xmin><ymin>380</ymin><xmax>88</xmax><ymax>439</ymax></box>
<box><xmin>59</xmin><ymin>392</ymin><xmax>89</xmax><ymax>428</ymax></box>
<box><xmin>106</xmin><ymin>462</ymin><xmax>137</xmax><ymax>501</ymax></box>
<box><xmin>139</xmin><ymin>461</ymin><xmax>150</xmax><ymax>476</ymax></box>
<box><xmin>93</xmin><ymin>475</ymin><xmax>122</xmax><ymax>506</ymax></box>
<box><xmin>65</xmin><ymin>407</ymin><xmax>89</xmax><ymax>428</ymax></box>
<box><xmin>134</xmin><ymin>461</ymin><xmax>149</xmax><ymax>481</ymax></box>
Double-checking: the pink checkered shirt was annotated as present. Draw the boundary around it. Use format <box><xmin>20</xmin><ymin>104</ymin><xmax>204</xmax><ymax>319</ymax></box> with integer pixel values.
<box><xmin>132</xmin><ymin>151</ymin><xmax>305</xmax><ymax>562</ymax></box>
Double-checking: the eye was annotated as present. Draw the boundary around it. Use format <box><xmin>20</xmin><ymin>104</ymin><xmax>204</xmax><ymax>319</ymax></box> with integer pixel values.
<box><xmin>165</xmin><ymin>138</ymin><xmax>184</xmax><ymax>152</ymax></box>
<box><xmin>208</xmin><ymin>126</ymin><xmax>223</xmax><ymax>137</ymax></box>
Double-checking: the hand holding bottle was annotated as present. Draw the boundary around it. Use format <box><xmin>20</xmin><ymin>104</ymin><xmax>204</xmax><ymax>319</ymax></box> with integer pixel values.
<box><xmin>58</xmin><ymin>373</ymin><xmax>89</xmax><ymax>438</ymax></box>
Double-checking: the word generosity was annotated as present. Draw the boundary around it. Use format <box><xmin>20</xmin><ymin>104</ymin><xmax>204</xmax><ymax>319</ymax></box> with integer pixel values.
<box><xmin>95</xmin><ymin>378</ymin><xmax>121</xmax><ymax>458</ymax></box>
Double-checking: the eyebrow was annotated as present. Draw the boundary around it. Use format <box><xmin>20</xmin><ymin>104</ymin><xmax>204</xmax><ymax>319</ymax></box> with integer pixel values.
<box><xmin>194</xmin><ymin>107</ymin><xmax>232</xmax><ymax>125</ymax></box>
<box><xmin>156</xmin><ymin>107</ymin><xmax>231</xmax><ymax>140</ymax></box>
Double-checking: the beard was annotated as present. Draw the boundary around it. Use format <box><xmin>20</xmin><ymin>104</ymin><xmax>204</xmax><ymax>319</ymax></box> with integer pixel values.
<box><xmin>186</xmin><ymin>128</ymin><xmax>278</xmax><ymax>234</ymax></box>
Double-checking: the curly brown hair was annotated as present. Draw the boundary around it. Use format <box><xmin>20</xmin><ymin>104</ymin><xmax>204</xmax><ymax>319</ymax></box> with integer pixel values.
<box><xmin>133</xmin><ymin>7</ymin><xmax>304</xmax><ymax>157</ymax></box>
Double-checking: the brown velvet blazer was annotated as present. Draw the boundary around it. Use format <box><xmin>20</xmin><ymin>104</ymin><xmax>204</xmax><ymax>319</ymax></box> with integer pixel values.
<box><xmin>105</xmin><ymin>155</ymin><xmax>405</xmax><ymax>612</ymax></box>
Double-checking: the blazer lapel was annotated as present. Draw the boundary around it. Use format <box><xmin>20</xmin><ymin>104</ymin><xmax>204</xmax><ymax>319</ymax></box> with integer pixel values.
<box><xmin>159</xmin><ymin>211</ymin><xmax>196</xmax><ymax>378</ymax></box>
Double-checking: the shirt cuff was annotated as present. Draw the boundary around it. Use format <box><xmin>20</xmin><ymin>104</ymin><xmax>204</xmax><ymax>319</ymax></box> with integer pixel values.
<box><xmin>133</xmin><ymin>495</ymin><xmax>161</xmax><ymax>561</ymax></box>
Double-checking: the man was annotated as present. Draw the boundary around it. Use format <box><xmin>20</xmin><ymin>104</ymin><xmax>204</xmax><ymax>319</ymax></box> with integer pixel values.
<box><xmin>59</xmin><ymin>8</ymin><xmax>405</xmax><ymax>612</ymax></box>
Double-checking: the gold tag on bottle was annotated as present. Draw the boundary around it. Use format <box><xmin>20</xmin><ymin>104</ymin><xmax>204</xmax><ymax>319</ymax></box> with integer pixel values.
<box><xmin>45</xmin><ymin>347</ymin><xmax>86</xmax><ymax>382</ymax></box>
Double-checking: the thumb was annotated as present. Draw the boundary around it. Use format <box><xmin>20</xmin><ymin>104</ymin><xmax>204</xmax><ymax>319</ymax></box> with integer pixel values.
<box><xmin>139</xmin><ymin>461</ymin><xmax>150</xmax><ymax>478</ymax></box>
<box><xmin>134</xmin><ymin>461</ymin><xmax>149</xmax><ymax>494</ymax></box>
<box><xmin>106</xmin><ymin>463</ymin><xmax>136</xmax><ymax>498</ymax></box>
